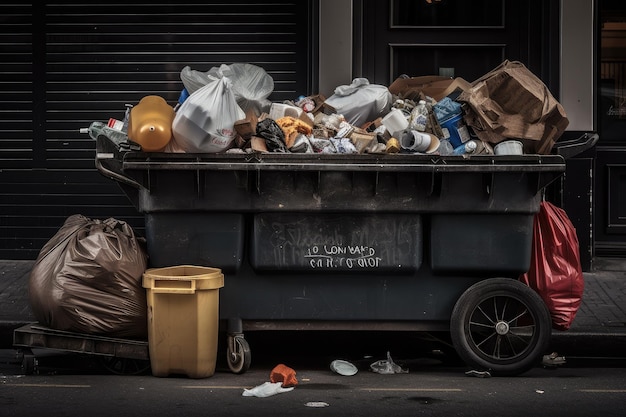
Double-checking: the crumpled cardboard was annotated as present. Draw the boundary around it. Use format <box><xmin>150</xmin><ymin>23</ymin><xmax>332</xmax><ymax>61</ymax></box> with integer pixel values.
<box><xmin>457</xmin><ymin>60</ymin><xmax>569</xmax><ymax>155</ymax></box>
<box><xmin>388</xmin><ymin>75</ymin><xmax>471</xmax><ymax>102</ymax></box>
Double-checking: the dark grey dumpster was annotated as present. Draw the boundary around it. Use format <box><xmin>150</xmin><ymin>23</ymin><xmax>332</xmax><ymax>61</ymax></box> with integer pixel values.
<box><xmin>96</xmin><ymin>135</ymin><xmax>571</xmax><ymax>376</ymax></box>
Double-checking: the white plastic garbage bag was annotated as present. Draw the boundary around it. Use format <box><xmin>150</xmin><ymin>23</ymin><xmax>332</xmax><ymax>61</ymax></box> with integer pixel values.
<box><xmin>325</xmin><ymin>78</ymin><xmax>392</xmax><ymax>127</ymax></box>
<box><xmin>180</xmin><ymin>63</ymin><xmax>274</xmax><ymax>115</ymax></box>
<box><xmin>172</xmin><ymin>76</ymin><xmax>245</xmax><ymax>153</ymax></box>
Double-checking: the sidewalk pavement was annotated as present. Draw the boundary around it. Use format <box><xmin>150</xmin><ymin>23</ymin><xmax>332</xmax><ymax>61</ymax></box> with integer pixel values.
<box><xmin>1</xmin><ymin>258</ymin><xmax>625</xmax><ymax>353</ymax></box>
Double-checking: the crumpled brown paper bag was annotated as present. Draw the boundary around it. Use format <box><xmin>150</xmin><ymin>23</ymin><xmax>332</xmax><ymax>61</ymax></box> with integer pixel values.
<box><xmin>457</xmin><ymin>60</ymin><xmax>569</xmax><ymax>154</ymax></box>
<box><xmin>28</xmin><ymin>214</ymin><xmax>148</xmax><ymax>339</ymax></box>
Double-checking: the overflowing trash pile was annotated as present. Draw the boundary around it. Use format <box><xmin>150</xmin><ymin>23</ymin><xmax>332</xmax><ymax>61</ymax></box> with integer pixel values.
<box><xmin>86</xmin><ymin>59</ymin><xmax>569</xmax><ymax>157</ymax></box>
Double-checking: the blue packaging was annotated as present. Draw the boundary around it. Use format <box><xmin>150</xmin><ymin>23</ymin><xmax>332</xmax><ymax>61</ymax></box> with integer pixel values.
<box><xmin>440</xmin><ymin>113</ymin><xmax>470</xmax><ymax>148</ymax></box>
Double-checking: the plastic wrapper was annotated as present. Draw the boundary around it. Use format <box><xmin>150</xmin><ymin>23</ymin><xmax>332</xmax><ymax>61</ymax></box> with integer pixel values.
<box><xmin>369</xmin><ymin>351</ymin><xmax>408</xmax><ymax>374</ymax></box>
<box><xmin>519</xmin><ymin>201</ymin><xmax>584</xmax><ymax>331</ymax></box>
<box><xmin>28</xmin><ymin>214</ymin><xmax>148</xmax><ymax>339</ymax></box>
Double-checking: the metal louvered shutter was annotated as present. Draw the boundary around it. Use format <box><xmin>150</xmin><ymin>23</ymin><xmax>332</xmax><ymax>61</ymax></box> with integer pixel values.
<box><xmin>0</xmin><ymin>1</ymin><xmax>316</xmax><ymax>259</ymax></box>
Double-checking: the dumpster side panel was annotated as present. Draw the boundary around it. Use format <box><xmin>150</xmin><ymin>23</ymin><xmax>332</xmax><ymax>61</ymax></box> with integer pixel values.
<box><xmin>218</xmin><ymin>266</ymin><xmax>481</xmax><ymax>322</ymax></box>
<box><xmin>145</xmin><ymin>213</ymin><xmax>244</xmax><ymax>272</ymax></box>
<box><xmin>430</xmin><ymin>214</ymin><xmax>534</xmax><ymax>275</ymax></box>
<box><xmin>250</xmin><ymin>213</ymin><xmax>422</xmax><ymax>273</ymax></box>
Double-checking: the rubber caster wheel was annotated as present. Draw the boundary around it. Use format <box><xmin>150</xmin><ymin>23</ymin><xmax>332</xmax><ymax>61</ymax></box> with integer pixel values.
<box><xmin>227</xmin><ymin>335</ymin><xmax>251</xmax><ymax>374</ymax></box>
<box><xmin>450</xmin><ymin>278</ymin><xmax>552</xmax><ymax>376</ymax></box>
<box><xmin>22</xmin><ymin>353</ymin><xmax>38</xmax><ymax>375</ymax></box>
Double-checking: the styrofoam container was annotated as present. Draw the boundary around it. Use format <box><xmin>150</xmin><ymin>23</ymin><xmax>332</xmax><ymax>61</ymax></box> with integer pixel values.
<box><xmin>494</xmin><ymin>140</ymin><xmax>524</xmax><ymax>155</ymax></box>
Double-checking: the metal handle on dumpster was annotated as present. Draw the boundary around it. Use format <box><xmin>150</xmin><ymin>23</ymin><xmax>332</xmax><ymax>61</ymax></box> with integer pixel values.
<box><xmin>95</xmin><ymin>153</ymin><xmax>143</xmax><ymax>190</ymax></box>
<box><xmin>553</xmin><ymin>132</ymin><xmax>599</xmax><ymax>159</ymax></box>
<box><xmin>151</xmin><ymin>279</ymin><xmax>197</xmax><ymax>294</ymax></box>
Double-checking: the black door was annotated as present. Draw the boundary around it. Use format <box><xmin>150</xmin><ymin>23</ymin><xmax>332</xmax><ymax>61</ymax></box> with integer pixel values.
<box><xmin>596</xmin><ymin>0</ymin><xmax>626</xmax><ymax>257</ymax></box>
<box><xmin>358</xmin><ymin>0</ymin><xmax>559</xmax><ymax>89</ymax></box>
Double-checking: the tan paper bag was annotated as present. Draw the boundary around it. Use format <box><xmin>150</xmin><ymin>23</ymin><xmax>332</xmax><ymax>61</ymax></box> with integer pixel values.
<box><xmin>457</xmin><ymin>60</ymin><xmax>569</xmax><ymax>154</ymax></box>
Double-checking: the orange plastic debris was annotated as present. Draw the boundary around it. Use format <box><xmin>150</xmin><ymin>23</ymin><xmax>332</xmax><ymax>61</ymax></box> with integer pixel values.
<box><xmin>269</xmin><ymin>363</ymin><xmax>298</xmax><ymax>388</ymax></box>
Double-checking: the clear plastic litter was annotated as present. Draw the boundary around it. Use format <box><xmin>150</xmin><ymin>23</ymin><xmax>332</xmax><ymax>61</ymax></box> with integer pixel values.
<box><xmin>542</xmin><ymin>352</ymin><xmax>566</xmax><ymax>367</ymax></box>
<box><xmin>305</xmin><ymin>402</ymin><xmax>330</xmax><ymax>408</ymax></box>
<box><xmin>369</xmin><ymin>351</ymin><xmax>408</xmax><ymax>374</ymax></box>
<box><xmin>330</xmin><ymin>359</ymin><xmax>358</xmax><ymax>376</ymax></box>
<box><xmin>465</xmin><ymin>369</ymin><xmax>492</xmax><ymax>378</ymax></box>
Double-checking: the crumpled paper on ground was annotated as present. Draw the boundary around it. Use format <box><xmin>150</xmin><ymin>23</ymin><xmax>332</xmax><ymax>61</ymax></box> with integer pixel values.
<box><xmin>242</xmin><ymin>382</ymin><xmax>295</xmax><ymax>398</ymax></box>
<box><xmin>369</xmin><ymin>351</ymin><xmax>409</xmax><ymax>374</ymax></box>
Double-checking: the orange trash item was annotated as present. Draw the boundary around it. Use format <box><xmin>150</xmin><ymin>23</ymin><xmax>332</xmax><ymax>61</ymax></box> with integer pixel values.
<box><xmin>269</xmin><ymin>364</ymin><xmax>298</xmax><ymax>387</ymax></box>
<box><xmin>128</xmin><ymin>95</ymin><xmax>175</xmax><ymax>152</ymax></box>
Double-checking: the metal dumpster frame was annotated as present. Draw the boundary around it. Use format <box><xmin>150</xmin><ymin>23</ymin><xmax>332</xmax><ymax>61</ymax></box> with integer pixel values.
<box><xmin>95</xmin><ymin>134</ymin><xmax>585</xmax><ymax>376</ymax></box>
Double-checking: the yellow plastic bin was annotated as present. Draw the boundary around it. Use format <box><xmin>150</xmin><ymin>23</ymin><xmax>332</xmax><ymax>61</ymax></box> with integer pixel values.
<box><xmin>143</xmin><ymin>265</ymin><xmax>224</xmax><ymax>378</ymax></box>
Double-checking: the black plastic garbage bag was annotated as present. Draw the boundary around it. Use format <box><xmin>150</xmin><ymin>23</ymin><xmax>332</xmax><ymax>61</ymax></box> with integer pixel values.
<box><xmin>256</xmin><ymin>118</ymin><xmax>287</xmax><ymax>152</ymax></box>
<box><xmin>28</xmin><ymin>214</ymin><xmax>148</xmax><ymax>339</ymax></box>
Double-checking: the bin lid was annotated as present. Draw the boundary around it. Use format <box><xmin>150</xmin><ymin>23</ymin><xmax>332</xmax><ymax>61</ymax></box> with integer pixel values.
<box><xmin>143</xmin><ymin>265</ymin><xmax>224</xmax><ymax>290</ymax></box>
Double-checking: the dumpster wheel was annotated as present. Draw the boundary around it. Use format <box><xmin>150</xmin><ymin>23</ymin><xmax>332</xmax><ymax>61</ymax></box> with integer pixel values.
<box><xmin>227</xmin><ymin>334</ymin><xmax>251</xmax><ymax>374</ymax></box>
<box><xmin>450</xmin><ymin>278</ymin><xmax>551</xmax><ymax>376</ymax></box>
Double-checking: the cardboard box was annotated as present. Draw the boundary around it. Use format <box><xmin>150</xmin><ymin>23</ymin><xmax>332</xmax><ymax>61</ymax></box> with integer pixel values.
<box><xmin>389</xmin><ymin>76</ymin><xmax>471</xmax><ymax>102</ymax></box>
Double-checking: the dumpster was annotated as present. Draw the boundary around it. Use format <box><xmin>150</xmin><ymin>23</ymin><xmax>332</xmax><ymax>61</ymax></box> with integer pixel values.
<box><xmin>95</xmin><ymin>133</ymin><xmax>596</xmax><ymax>376</ymax></box>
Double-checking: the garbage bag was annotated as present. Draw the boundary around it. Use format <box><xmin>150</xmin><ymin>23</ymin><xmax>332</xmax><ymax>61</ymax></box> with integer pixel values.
<box><xmin>325</xmin><ymin>78</ymin><xmax>392</xmax><ymax>127</ymax></box>
<box><xmin>180</xmin><ymin>63</ymin><xmax>274</xmax><ymax>116</ymax></box>
<box><xmin>519</xmin><ymin>201</ymin><xmax>584</xmax><ymax>331</ymax></box>
<box><xmin>28</xmin><ymin>214</ymin><xmax>148</xmax><ymax>338</ymax></box>
<box><xmin>172</xmin><ymin>76</ymin><xmax>246</xmax><ymax>153</ymax></box>
<box><xmin>256</xmin><ymin>117</ymin><xmax>287</xmax><ymax>152</ymax></box>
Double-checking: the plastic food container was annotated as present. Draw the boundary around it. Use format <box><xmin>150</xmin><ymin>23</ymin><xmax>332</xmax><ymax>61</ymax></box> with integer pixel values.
<box><xmin>494</xmin><ymin>140</ymin><xmax>524</xmax><ymax>155</ymax></box>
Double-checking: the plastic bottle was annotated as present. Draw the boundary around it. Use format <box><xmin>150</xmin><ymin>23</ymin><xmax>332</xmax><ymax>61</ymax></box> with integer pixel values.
<box><xmin>410</xmin><ymin>100</ymin><xmax>428</xmax><ymax>132</ymax></box>
<box><xmin>81</xmin><ymin>121</ymin><xmax>129</xmax><ymax>145</ymax></box>
<box><xmin>127</xmin><ymin>95</ymin><xmax>175</xmax><ymax>152</ymax></box>
<box><xmin>437</xmin><ymin>138</ymin><xmax>454</xmax><ymax>155</ymax></box>
<box><xmin>453</xmin><ymin>140</ymin><xmax>478</xmax><ymax>155</ymax></box>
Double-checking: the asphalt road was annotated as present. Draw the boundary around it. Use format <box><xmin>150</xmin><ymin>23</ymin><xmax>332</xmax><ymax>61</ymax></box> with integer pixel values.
<box><xmin>1</xmin><ymin>348</ymin><xmax>625</xmax><ymax>417</ymax></box>
<box><xmin>2</xmin><ymin>330</ymin><xmax>625</xmax><ymax>417</ymax></box>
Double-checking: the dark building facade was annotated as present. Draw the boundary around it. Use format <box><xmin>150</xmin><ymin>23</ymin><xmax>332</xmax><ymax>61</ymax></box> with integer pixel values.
<box><xmin>0</xmin><ymin>1</ymin><xmax>624</xmax><ymax>271</ymax></box>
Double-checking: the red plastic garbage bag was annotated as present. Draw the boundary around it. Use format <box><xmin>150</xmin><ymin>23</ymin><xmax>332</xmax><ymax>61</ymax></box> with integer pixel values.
<box><xmin>519</xmin><ymin>201</ymin><xmax>584</xmax><ymax>331</ymax></box>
